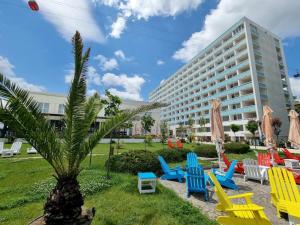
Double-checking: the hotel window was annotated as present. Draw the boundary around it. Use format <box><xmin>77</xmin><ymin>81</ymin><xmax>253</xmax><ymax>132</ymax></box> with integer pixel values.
<box><xmin>38</xmin><ymin>102</ymin><xmax>49</xmax><ymax>113</ymax></box>
<box><xmin>58</xmin><ymin>104</ymin><xmax>65</xmax><ymax>114</ymax></box>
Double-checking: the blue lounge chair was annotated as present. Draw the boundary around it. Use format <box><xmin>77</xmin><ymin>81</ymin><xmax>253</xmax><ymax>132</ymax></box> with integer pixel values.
<box><xmin>211</xmin><ymin>160</ymin><xmax>238</xmax><ymax>190</ymax></box>
<box><xmin>158</xmin><ymin>156</ymin><xmax>185</xmax><ymax>182</ymax></box>
<box><xmin>186</xmin><ymin>152</ymin><xmax>199</xmax><ymax>168</ymax></box>
<box><xmin>186</xmin><ymin>166</ymin><xmax>208</xmax><ymax>200</ymax></box>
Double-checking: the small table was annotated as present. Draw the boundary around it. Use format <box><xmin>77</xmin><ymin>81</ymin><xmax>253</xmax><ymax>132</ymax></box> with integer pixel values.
<box><xmin>284</xmin><ymin>159</ymin><xmax>300</xmax><ymax>169</ymax></box>
<box><xmin>138</xmin><ymin>172</ymin><xmax>157</xmax><ymax>194</ymax></box>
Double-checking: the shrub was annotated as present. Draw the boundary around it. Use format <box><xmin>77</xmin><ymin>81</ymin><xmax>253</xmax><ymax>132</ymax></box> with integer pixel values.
<box><xmin>156</xmin><ymin>148</ymin><xmax>191</xmax><ymax>163</ymax></box>
<box><xmin>107</xmin><ymin>150</ymin><xmax>160</xmax><ymax>175</ymax></box>
<box><xmin>193</xmin><ymin>144</ymin><xmax>217</xmax><ymax>158</ymax></box>
<box><xmin>180</xmin><ymin>138</ymin><xmax>186</xmax><ymax>143</ymax></box>
<box><xmin>224</xmin><ymin>142</ymin><xmax>250</xmax><ymax>154</ymax></box>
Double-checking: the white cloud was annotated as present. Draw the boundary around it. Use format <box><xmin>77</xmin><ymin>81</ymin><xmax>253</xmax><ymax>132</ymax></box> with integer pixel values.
<box><xmin>110</xmin><ymin>16</ymin><xmax>127</xmax><ymax>38</ymax></box>
<box><xmin>96</xmin><ymin>0</ymin><xmax>203</xmax><ymax>38</ymax></box>
<box><xmin>27</xmin><ymin>0</ymin><xmax>104</xmax><ymax>43</ymax></box>
<box><xmin>114</xmin><ymin>50</ymin><xmax>125</xmax><ymax>59</ymax></box>
<box><xmin>157</xmin><ymin>60</ymin><xmax>165</xmax><ymax>65</ymax></box>
<box><xmin>87</xmin><ymin>89</ymin><xmax>98</xmax><ymax>96</ymax></box>
<box><xmin>64</xmin><ymin>66</ymin><xmax>101</xmax><ymax>87</ymax></box>
<box><xmin>289</xmin><ymin>77</ymin><xmax>300</xmax><ymax>99</ymax></box>
<box><xmin>173</xmin><ymin>0</ymin><xmax>300</xmax><ymax>62</ymax></box>
<box><xmin>0</xmin><ymin>56</ymin><xmax>45</xmax><ymax>92</ymax></box>
<box><xmin>102</xmin><ymin>73</ymin><xmax>145</xmax><ymax>100</ymax></box>
<box><xmin>94</xmin><ymin>54</ymin><xmax>119</xmax><ymax>71</ymax></box>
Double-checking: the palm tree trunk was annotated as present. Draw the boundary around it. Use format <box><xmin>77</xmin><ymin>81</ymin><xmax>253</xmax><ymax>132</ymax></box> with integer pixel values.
<box><xmin>44</xmin><ymin>176</ymin><xmax>85</xmax><ymax>225</ymax></box>
<box><xmin>106</xmin><ymin>131</ymin><xmax>114</xmax><ymax>179</ymax></box>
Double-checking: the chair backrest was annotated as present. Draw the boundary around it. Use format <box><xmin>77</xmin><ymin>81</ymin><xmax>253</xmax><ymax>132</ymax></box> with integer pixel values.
<box><xmin>208</xmin><ymin>172</ymin><xmax>233</xmax><ymax>210</ymax></box>
<box><xmin>11</xmin><ymin>142</ymin><xmax>22</xmax><ymax>153</ymax></box>
<box><xmin>0</xmin><ymin>142</ymin><xmax>4</xmax><ymax>151</ymax></box>
<box><xmin>176</xmin><ymin>140</ymin><xmax>183</xmax><ymax>148</ymax></box>
<box><xmin>222</xmin><ymin>153</ymin><xmax>231</xmax><ymax>168</ymax></box>
<box><xmin>187</xmin><ymin>152</ymin><xmax>199</xmax><ymax>168</ymax></box>
<box><xmin>167</xmin><ymin>139</ymin><xmax>174</xmax><ymax>149</ymax></box>
<box><xmin>225</xmin><ymin>160</ymin><xmax>237</xmax><ymax>179</ymax></box>
<box><xmin>258</xmin><ymin>153</ymin><xmax>271</xmax><ymax>167</ymax></box>
<box><xmin>273</xmin><ymin>152</ymin><xmax>283</xmax><ymax>163</ymax></box>
<box><xmin>283</xmin><ymin>148</ymin><xmax>295</xmax><ymax>159</ymax></box>
<box><xmin>243</xmin><ymin>159</ymin><xmax>261</xmax><ymax>178</ymax></box>
<box><xmin>243</xmin><ymin>158</ymin><xmax>258</xmax><ymax>166</ymax></box>
<box><xmin>158</xmin><ymin>156</ymin><xmax>171</xmax><ymax>174</ymax></box>
<box><xmin>186</xmin><ymin>166</ymin><xmax>206</xmax><ymax>190</ymax></box>
<box><xmin>268</xmin><ymin>167</ymin><xmax>300</xmax><ymax>203</ymax></box>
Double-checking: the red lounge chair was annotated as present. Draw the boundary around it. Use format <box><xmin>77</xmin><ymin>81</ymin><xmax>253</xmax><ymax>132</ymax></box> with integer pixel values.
<box><xmin>176</xmin><ymin>140</ymin><xmax>183</xmax><ymax>149</ymax></box>
<box><xmin>258</xmin><ymin>153</ymin><xmax>271</xmax><ymax>167</ymax></box>
<box><xmin>222</xmin><ymin>153</ymin><xmax>244</xmax><ymax>174</ymax></box>
<box><xmin>287</xmin><ymin>168</ymin><xmax>300</xmax><ymax>185</ymax></box>
<box><xmin>270</xmin><ymin>152</ymin><xmax>285</xmax><ymax>165</ymax></box>
<box><xmin>167</xmin><ymin>139</ymin><xmax>175</xmax><ymax>149</ymax></box>
<box><xmin>282</xmin><ymin>148</ymin><xmax>300</xmax><ymax>160</ymax></box>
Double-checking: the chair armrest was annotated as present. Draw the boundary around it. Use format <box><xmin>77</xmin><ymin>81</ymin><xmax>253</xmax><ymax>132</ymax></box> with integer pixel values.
<box><xmin>173</xmin><ymin>166</ymin><xmax>183</xmax><ymax>171</ymax></box>
<box><xmin>228</xmin><ymin>193</ymin><xmax>253</xmax><ymax>204</ymax></box>
<box><xmin>225</xmin><ymin>206</ymin><xmax>264</xmax><ymax>212</ymax></box>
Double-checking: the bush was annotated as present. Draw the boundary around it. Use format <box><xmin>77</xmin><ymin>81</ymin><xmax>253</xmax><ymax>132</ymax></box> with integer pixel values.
<box><xmin>193</xmin><ymin>144</ymin><xmax>217</xmax><ymax>158</ymax></box>
<box><xmin>107</xmin><ymin>150</ymin><xmax>160</xmax><ymax>175</ymax></box>
<box><xmin>224</xmin><ymin>142</ymin><xmax>250</xmax><ymax>154</ymax></box>
<box><xmin>156</xmin><ymin>148</ymin><xmax>191</xmax><ymax>163</ymax></box>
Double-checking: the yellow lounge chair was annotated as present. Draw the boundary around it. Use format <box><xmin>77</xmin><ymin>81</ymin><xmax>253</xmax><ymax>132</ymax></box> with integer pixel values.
<box><xmin>208</xmin><ymin>172</ymin><xmax>271</xmax><ymax>225</ymax></box>
<box><xmin>268</xmin><ymin>167</ymin><xmax>300</xmax><ymax>224</ymax></box>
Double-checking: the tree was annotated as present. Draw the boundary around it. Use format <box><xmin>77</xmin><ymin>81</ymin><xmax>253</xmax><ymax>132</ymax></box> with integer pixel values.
<box><xmin>141</xmin><ymin>113</ymin><xmax>155</xmax><ymax>150</ymax></box>
<box><xmin>101</xmin><ymin>90</ymin><xmax>122</xmax><ymax>178</ymax></box>
<box><xmin>116</xmin><ymin>120</ymin><xmax>133</xmax><ymax>150</ymax></box>
<box><xmin>187</xmin><ymin>116</ymin><xmax>194</xmax><ymax>143</ymax></box>
<box><xmin>160</xmin><ymin>120</ymin><xmax>168</xmax><ymax>149</ymax></box>
<box><xmin>0</xmin><ymin>32</ymin><xmax>164</xmax><ymax>225</ymax></box>
<box><xmin>230</xmin><ymin>124</ymin><xmax>240</xmax><ymax>141</ymax></box>
<box><xmin>199</xmin><ymin>117</ymin><xmax>206</xmax><ymax>142</ymax></box>
<box><xmin>272</xmin><ymin>117</ymin><xmax>282</xmax><ymax>145</ymax></box>
<box><xmin>246</xmin><ymin>120</ymin><xmax>258</xmax><ymax>148</ymax></box>
<box><xmin>177</xmin><ymin>122</ymin><xmax>185</xmax><ymax>139</ymax></box>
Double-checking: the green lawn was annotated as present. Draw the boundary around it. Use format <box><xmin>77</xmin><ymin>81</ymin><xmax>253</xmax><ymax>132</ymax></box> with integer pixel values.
<box><xmin>0</xmin><ymin>142</ymin><xmax>217</xmax><ymax>225</ymax></box>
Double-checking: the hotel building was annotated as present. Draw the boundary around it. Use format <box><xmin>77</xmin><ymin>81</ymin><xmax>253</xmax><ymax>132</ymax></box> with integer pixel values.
<box><xmin>26</xmin><ymin>91</ymin><xmax>161</xmax><ymax>137</ymax></box>
<box><xmin>149</xmin><ymin>17</ymin><xmax>294</xmax><ymax>141</ymax></box>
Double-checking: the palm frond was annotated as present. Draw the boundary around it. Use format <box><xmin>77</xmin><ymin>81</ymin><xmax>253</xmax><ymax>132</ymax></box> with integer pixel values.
<box><xmin>0</xmin><ymin>74</ymin><xmax>64</xmax><ymax>175</ymax></box>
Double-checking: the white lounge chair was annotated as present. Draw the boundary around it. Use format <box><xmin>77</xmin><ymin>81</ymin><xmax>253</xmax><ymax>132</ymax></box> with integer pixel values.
<box><xmin>0</xmin><ymin>142</ymin><xmax>4</xmax><ymax>155</ymax></box>
<box><xmin>243</xmin><ymin>158</ymin><xmax>269</xmax><ymax>185</ymax></box>
<box><xmin>2</xmin><ymin>141</ymin><xmax>22</xmax><ymax>156</ymax></box>
<box><xmin>27</xmin><ymin>147</ymin><xmax>38</xmax><ymax>154</ymax></box>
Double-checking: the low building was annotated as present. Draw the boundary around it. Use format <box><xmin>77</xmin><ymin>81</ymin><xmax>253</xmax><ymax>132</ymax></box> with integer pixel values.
<box><xmin>28</xmin><ymin>91</ymin><xmax>161</xmax><ymax>137</ymax></box>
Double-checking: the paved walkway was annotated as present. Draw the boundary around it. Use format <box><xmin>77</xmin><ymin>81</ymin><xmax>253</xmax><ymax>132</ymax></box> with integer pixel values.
<box><xmin>159</xmin><ymin>172</ymin><xmax>300</xmax><ymax>225</ymax></box>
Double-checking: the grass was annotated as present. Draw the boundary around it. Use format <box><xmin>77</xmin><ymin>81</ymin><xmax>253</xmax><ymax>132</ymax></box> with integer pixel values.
<box><xmin>0</xmin><ymin>142</ymin><xmax>217</xmax><ymax>225</ymax></box>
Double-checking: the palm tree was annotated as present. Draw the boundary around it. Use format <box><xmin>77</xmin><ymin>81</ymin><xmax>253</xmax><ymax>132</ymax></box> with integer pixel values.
<box><xmin>0</xmin><ymin>31</ymin><xmax>164</xmax><ymax>225</ymax></box>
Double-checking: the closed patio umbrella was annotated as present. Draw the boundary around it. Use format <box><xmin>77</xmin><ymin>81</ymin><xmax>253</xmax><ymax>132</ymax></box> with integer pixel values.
<box><xmin>261</xmin><ymin>105</ymin><xmax>276</xmax><ymax>164</ymax></box>
<box><xmin>210</xmin><ymin>99</ymin><xmax>225</xmax><ymax>171</ymax></box>
<box><xmin>288</xmin><ymin>110</ymin><xmax>300</xmax><ymax>149</ymax></box>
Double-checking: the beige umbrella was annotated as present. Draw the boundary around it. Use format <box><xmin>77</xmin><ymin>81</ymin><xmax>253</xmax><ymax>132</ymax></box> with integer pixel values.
<box><xmin>288</xmin><ymin>110</ymin><xmax>300</xmax><ymax>149</ymax></box>
<box><xmin>261</xmin><ymin>105</ymin><xmax>276</xmax><ymax>163</ymax></box>
<box><xmin>210</xmin><ymin>99</ymin><xmax>225</xmax><ymax>170</ymax></box>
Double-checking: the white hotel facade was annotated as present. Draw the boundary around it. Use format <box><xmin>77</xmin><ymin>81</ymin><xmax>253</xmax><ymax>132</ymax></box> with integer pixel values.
<box><xmin>27</xmin><ymin>91</ymin><xmax>161</xmax><ymax>137</ymax></box>
<box><xmin>149</xmin><ymin>17</ymin><xmax>294</xmax><ymax>141</ymax></box>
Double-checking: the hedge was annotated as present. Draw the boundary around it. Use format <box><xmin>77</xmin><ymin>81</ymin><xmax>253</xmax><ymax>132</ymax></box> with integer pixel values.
<box><xmin>224</xmin><ymin>142</ymin><xmax>250</xmax><ymax>154</ymax></box>
<box><xmin>107</xmin><ymin>150</ymin><xmax>160</xmax><ymax>175</ymax></box>
<box><xmin>193</xmin><ymin>144</ymin><xmax>218</xmax><ymax>158</ymax></box>
<box><xmin>156</xmin><ymin>148</ymin><xmax>191</xmax><ymax>163</ymax></box>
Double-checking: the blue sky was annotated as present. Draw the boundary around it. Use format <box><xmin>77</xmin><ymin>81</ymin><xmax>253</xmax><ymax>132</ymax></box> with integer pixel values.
<box><xmin>0</xmin><ymin>0</ymin><xmax>300</xmax><ymax>101</ymax></box>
